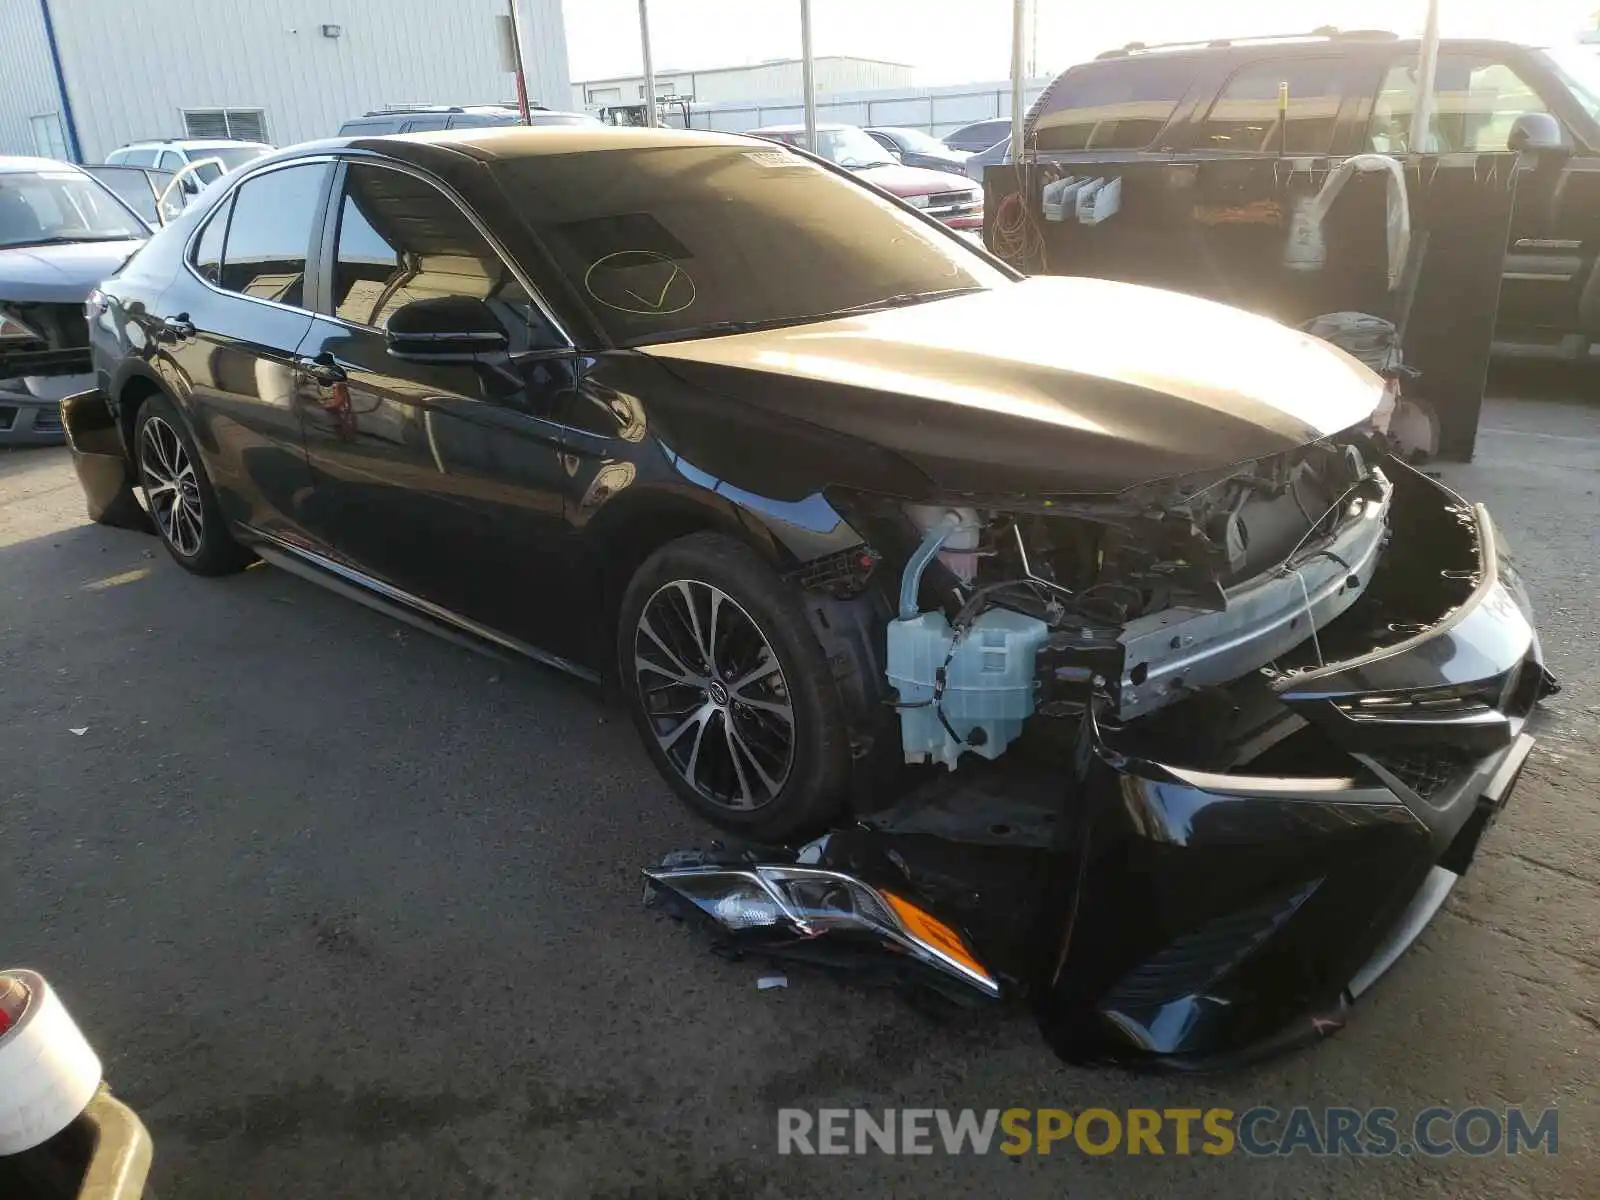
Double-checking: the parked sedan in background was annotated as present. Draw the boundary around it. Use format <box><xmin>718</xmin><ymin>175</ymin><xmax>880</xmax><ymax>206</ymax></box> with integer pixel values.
<box><xmin>63</xmin><ymin>124</ymin><xmax>1551</xmax><ymax>1068</ymax></box>
<box><xmin>942</xmin><ymin>117</ymin><xmax>1012</xmax><ymax>153</ymax></box>
<box><xmin>750</xmin><ymin>123</ymin><xmax>982</xmax><ymax>230</ymax></box>
<box><xmin>864</xmin><ymin>126</ymin><xmax>970</xmax><ymax>172</ymax></box>
<box><xmin>962</xmin><ymin>133</ymin><xmax>1010</xmax><ymax>184</ymax></box>
<box><xmin>1</xmin><ymin>156</ymin><xmax>147</xmax><ymax>444</ymax></box>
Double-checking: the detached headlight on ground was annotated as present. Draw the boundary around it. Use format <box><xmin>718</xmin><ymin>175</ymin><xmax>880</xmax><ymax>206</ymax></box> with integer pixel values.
<box><xmin>644</xmin><ymin>864</ymin><xmax>1000</xmax><ymax>998</ymax></box>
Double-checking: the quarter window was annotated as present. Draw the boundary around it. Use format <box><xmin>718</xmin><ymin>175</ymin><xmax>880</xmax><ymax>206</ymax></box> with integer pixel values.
<box><xmin>1370</xmin><ymin>56</ymin><xmax>1551</xmax><ymax>153</ymax></box>
<box><xmin>1032</xmin><ymin>60</ymin><xmax>1195</xmax><ymax>152</ymax></box>
<box><xmin>192</xmin><ymin>195</ymin><xmax>231</xmax><ymax>284</ymax></box>
<box><xmin>157</xmin><ymin>150</ymin><xmax>184</xmax><ymax>172</ymax></box>
<box><xmin>215</xmin><ymin>162</ymin><xmax>329</xmax><ymax>305</ymax></box>
<box><xmin>1199</xmin><ymin>59</ymin><xmax>1347</xmax><ymax>154</ymax></box>
<box><xmin>330</xmin><ymin>162</ymin><xmax>551</xmax><ymax>346</ymax></box>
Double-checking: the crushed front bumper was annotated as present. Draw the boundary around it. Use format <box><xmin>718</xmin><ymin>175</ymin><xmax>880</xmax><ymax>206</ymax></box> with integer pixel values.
<box><xmin>58</xmin><ymin>389</ymin><xmax>152</xmax><ymax>531</ymax></box>
<box><xmin>649</xmin><ymin>460</ymin><xmax>1554</xmax><ymax>1069</ymax></box>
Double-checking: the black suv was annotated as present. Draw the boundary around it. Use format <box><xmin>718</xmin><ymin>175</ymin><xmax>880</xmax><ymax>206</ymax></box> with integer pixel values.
<box><xmin>1021</xmin><ymin>30</ymin><xmax>1600</xmax><ymax>361</ymax></box>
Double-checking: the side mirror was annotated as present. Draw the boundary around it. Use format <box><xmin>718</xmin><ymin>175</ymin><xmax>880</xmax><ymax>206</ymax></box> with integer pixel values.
<box><xmin>888</xmin><ymin>147</ymin><xmax>903</xmax><ymax>161</ymax></box>
<box><xmin>181</xmin><ymin>176</ymin><xmax>200</xmax><ymax>195</ymax></box>
<box><xmin>1509</xmin><ymin>112</ymin><xmax>1569</xmax><ymax>158</ymax></box>
<box><xmin>386</xmin><ymin>295</ymin><xmax>509</xmax><ymax>360</ymax></box>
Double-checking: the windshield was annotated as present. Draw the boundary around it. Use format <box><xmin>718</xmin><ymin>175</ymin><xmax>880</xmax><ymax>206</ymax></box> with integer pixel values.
<box><xmin>1539</xmin><ymin>48</ymin><xmax>1600</xmax><ymax>125</ymax></box>
<box><xmin>777</xmin><ymin>127</ymin><xmax>898</xmax><ymax>169</ymax></box>
<box><xmin>0</xmin><ymin>170</ymin><xmax>146</xmax><ymax>248</ymax></box>
<box><xmin>884</xmin><ymin>128</ymin><xmax>953</xmax><ymax>155</ymax></box>
<box><xmin>495</xmin><ymin>144</ymin><xmax>1007</xmax><ymax>346</ymax></box>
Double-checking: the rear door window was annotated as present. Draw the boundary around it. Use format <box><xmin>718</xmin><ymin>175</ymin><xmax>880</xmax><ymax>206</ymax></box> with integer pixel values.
<box><xmin>402</xmin><ymin>115</ymin><xmax>450</xmax><ymax>132</ymax></box>
<box><xmin>1032</xmin><ymin>59</ymin><xmax>1196</xmax><ymax>152</ymax></box>
<box><xmin>1370</xmin><ymin>55</ymin><xmax>1552</xmax><ymax>153</ymax></box>
<box><xmin>1198</xmin><ymin>58</ymin><xmax>1347</xmax><ymax>154</ymax></box>
<box><xmin>157</xmin><ymin>150</ymin><xmax>184</xmax><ymax>171</ymax></box>
<box><xmin>119</xmin><ymin>148</ymin><xmax>158</xmax><ymax>167</ymax></box>
<box><xmin>215</xmin><ymin>162</ymin><xmax>329</xmax><ymax>306</ymax></box>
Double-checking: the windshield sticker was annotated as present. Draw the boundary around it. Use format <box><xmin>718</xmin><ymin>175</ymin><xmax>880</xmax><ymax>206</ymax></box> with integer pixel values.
<box><xmin>743</xmin><ymin>150</ymin><xmax>803</xmax><ymax>169</ymax></box>
<box><xmin>583</xmin><ymin>249</ymin><xmax>697</xmax><ymax>317</ymax></box>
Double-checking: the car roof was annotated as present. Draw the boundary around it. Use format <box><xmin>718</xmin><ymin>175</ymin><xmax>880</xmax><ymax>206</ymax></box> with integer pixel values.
<box><xmin>750</xmin><ymin>123</ymin><xmax>851</xmax><ymax>134</ymax></box>
<box><xmin>0</xmin><ymin>154</ymin><xmax>84</xmax><ymax>174</ymax></box>
<box><xmin>117</xmin><ymin>139</ymin><xmax>272</xmax><ymax>150</ymax></box>
<box><xmin>1088</xmin><ymin>32</ymin><xmax>1530</xmax><ymax>63</ymax></box>
<box><xmin>280</xmin><ymin>125</ymin><xmax>768</xmax><ymax>165</ymax></box>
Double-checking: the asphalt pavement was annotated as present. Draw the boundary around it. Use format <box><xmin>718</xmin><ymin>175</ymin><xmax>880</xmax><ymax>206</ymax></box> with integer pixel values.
<box><xmin>2</xmin><ymin>392</ymin><xmax>1596</xmax><ymax>1198</ymax></box>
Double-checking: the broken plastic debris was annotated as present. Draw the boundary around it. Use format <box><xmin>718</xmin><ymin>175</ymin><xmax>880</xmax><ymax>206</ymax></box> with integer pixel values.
<box><xmin>794</xmin><ymin>833</ymin><xmax>830</xmax><ymax>865</ymax></box>
<box><xmin>757</xmin><ymin>974</ymin><xmax>788</xmax><ymax>991</ymax></box>
<box><xmin>69</xmin><ymin>727</ymin><xmax>88</xmax><ymax>736</ymax></box>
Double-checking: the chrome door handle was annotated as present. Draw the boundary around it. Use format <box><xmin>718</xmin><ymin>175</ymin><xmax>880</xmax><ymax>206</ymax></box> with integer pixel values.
<box><xmin>160</xmin><ymin>314</ymin><xmax>195</xmax><ymax>341</ymax></box>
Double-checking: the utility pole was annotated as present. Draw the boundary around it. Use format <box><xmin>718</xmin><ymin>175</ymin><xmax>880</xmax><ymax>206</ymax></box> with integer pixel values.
<box><xmin>1010</xmin><ymin>0</ymin><xmax>1026</xmax><ymax>157</ymax></box>
<box><xmin>1409</xmin><ymin>0</ymin><xmax>1442</xmax><ymax>152</ymax></box>
<box><xmin>800</xmin><ymin>0</ymin><xmax>817</xmax><ymax>153</ymax></box>
<box><xmin>639</xmin><ymin>0</ymin><xmax>658</xmax><ymax>127</ymax></box>
<box><xmin>1029</xmin><ymin>0</ymin><xmax>1038</xmax><ymax>78</ymax></box>
<box><xmin>506</xmin><ymin>0</ymin><xmax>532</xmax><ymax>123</ymax></box>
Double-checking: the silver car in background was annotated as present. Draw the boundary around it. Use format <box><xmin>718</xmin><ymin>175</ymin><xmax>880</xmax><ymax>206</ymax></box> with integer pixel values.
<box><xmin>0</xmin><ymin>157</ymin><xmax>148</xmax><ymax>444</ymax></box>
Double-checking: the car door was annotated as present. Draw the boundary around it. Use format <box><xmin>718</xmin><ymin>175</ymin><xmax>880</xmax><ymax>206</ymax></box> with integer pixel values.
<box><xmin>293</xmin><ymin>157</ymin><xmax>587</xmax><ymax>662</ymax></box>
<box><xmin>160</xmin><ymin>158</ymin><xmax>331</xmax><ymax>540</ymax></box>
<box><xmin>1367</xmin><ymin>52</ymin><xmax>1587</xmax><ymax>342</ymax></box>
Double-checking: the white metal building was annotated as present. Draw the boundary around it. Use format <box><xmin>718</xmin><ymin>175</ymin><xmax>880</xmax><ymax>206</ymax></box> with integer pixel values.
<box><xmin>572</xmin><ymin>56</ymin><xmax>913</xmax><ymax>109</ymax></box>
<box><xmin>0</xmin><ymin>0</ymin><xmax>571</xmax><ymax>163</ymax></box>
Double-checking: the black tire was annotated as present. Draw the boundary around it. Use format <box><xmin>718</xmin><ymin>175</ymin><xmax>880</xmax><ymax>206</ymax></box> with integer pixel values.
<box><xmin>133</xmin><ymin>392</ymin><xmax>253</xmax><ymax>576</ymax></box>
<box><xmin>618</xmin><ymin>531</ymin><xmax>852</xmax><ymax>839</ymax></box>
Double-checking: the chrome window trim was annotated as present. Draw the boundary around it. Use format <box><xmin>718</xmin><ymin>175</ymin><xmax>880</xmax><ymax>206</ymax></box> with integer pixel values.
<box><xmin>326</xmin><ymin>156</ymin><xmax>575</xmax><ymax>348</ymax></box>
<box><xmin>180</xmin><ymin>154</ymin><xmax>339</xmax><ymax>321</ymax></box>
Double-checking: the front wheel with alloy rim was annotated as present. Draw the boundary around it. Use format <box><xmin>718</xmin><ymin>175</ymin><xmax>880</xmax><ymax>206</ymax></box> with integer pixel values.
<box><xmin>618</xmin><ymin>532</ymin><xmax>852</xmax><ymax>839</ymax></box>
<box><xmin>134</xmin><ymin>393</ymin><xmax>253</xmax><ymax>576</ymax></box>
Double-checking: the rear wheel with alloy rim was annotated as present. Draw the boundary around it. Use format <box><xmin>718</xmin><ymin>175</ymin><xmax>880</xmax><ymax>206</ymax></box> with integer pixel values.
<box><xmin>619</xmin><ymin>532</ymin><xmax>851</xmax><ymax>838</ymax></box>
<box><xmin>133</xmin><ymin>392</ymin><xmax>253</xmax><ymax>576</ymax></box>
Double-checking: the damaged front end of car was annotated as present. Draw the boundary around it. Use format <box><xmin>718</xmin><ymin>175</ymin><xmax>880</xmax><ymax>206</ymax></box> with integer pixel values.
<box><xmin>648</xmin><ymin>432</ymin><xmax>1555</xmax><ymax>1068</ymax></box>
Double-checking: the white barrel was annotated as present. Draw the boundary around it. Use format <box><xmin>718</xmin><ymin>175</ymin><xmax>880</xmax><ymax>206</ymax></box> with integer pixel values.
<box><xmin>0</xmin><ymin>969</ymin><xmax>103</xmax><ymax>1155</ymax></box>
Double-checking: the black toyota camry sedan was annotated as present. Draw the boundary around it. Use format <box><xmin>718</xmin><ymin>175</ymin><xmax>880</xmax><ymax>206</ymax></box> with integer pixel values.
<box><xmin>64</xmin><ymin>126</ymin><xmax>1554</xmax><ymax>1065</ymax></box>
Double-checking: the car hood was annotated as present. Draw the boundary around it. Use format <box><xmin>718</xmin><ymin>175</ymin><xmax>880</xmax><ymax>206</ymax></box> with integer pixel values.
<box><xmin>0</xmin><ymin>239</ymin><xmax>144</xmax><ymax>303</ymax></box>
<box><xmin>854</xmin><ymin>162</ymin><xmax>975</xmax><ymax>196</ymax></box>
<box><xmin>640</xmin><ymin>276</ymin><xmax>1384</xmax><ymax>495</ymax></box>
